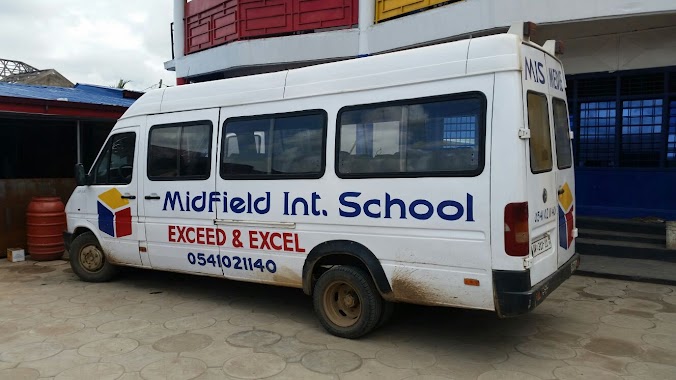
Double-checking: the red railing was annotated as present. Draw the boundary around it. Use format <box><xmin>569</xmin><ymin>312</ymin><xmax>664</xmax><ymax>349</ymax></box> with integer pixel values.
<box><xmin>184</xmin><ymin>0</ymin><xmax>358</xmax><ymax>55</ymax></box>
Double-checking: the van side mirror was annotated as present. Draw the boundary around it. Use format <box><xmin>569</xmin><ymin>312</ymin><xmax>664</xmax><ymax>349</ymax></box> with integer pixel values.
<box><xmin>74</xmin><ymin>163</ymin><xmax>89</xmax><ymax>186</ymax></box>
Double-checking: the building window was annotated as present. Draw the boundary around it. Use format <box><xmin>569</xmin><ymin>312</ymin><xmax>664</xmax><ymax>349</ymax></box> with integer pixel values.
<box><xmin>578</xmin><ymin>102</ymin><xmax>616</xmax><ymax>167</ymax></box>
<box><xmin>621</xmin><ymin>99</ymin><xmax>663</xmax><ymax>167</ymax></box>
<box><xmin>669</xmin><ymin>100</ymin><xmax>676</xmax><ymax>167</ymax></box>
<box><xmin>567</xmin><ymin>68</ymin><xmax>676</xmax><ymax>169</ymax></box>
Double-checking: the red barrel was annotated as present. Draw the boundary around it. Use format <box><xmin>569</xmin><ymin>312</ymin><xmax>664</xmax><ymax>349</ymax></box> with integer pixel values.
<box><xmin>26</xmin><ymin>197</ymin><xmax>67</xmax><ymax>261</ymax></box>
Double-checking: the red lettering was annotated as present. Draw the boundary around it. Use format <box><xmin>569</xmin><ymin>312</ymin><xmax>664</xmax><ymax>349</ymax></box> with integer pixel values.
<box><xmin>196</xmin><ymin>228</ymin><xmax>205</xmax><ymax>245</ymax></box>
<box><xmin>185</xmin><ymin>227</ymin><xmax>195</xmax><ymax>244</ymax></box>
<box><xmin>206</xmin><ymin>228</ymin><xmax>215</xmax><ymax>245</ymax></box>
<box><xmin>270</xmin><ymin>233</ymin><xmax>283</xmax><ymax>251</ymax></box>
<box><xmin>168</xmin><ymin>225</ymin><xmax>176</xmax><ymax>242</ymax></box>
<box><xmin>294</xmin><ymin>233</ymin><xmax>306</xmax><ymax>253</ymax></box>
<box><xmin>283</xmin><ymin>233</ymin><xmax>293</xmax><ymax>252</ymax></box>
<box><xmin>176</xmin><ymin>226</ymin><xmax>187</xmax><ymax>243</ymax></box>
<box><xmin>249</xmin><ymin>231</ymin><xmax>259</xmax><ymax>249</ymax></box>
<box><xmin>217</xmin><ymin>229</ymin><xmax>227</xmax><ymax>246</ymax></box>
<box><xmin>259</xmin><ymin>231</ymin><xmax>271</xmax><ymax>250</ymax></box>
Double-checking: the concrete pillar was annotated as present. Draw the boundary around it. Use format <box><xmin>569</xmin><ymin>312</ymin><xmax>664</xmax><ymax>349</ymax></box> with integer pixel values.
<box><xmin>173</xmin><ymin>0</ymin><xmax>186</xmax><ymax>60</ymax></box>
<box><xmin>358</xmin><ymin>0</ymin><xmax>375</xmax><ymax>56</ymax></box>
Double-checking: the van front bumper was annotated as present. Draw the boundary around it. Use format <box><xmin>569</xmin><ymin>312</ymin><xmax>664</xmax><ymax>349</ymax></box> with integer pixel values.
<box><xmin>493</xmin><ymin>253</ymin><xmax>580</xmax><ymax>317</ymax></box>
<box><xmin>63</xmin><ymin>232</ymin><xmax>73</xmax><ymax>251</ymax></box>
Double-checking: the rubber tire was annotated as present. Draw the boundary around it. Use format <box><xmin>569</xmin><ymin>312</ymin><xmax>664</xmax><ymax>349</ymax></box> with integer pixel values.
<box><xmin>69</xmin><ymin>232</ymin><xmax>118</xmax><ymax>282</ymax></box>
<box><xmin>313</xmin><ymin>266</ymin><xmax>383</xmax><ymax>339</ymax></box>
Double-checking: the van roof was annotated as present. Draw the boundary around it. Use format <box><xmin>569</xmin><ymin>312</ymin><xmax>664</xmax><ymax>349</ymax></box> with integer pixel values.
<box><xmin>122</xmin><ymin>33</ymin><xmax>556</xmax><ymax>119</ymax></box>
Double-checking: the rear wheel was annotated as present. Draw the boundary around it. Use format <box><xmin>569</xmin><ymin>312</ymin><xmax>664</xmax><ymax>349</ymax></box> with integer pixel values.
<box><xmin>69</xmin><ymin>232</ymin><xmax>117</xmax><ymax>282</ymax></box>
<box><xmin>313</xmin><ymin>266</ymin><xmax>383</xmax><ymax>339</ymax></box>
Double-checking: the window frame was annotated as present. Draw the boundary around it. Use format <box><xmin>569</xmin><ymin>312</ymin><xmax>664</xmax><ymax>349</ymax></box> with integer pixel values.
<box><xmin>552</xmin><ymin>97</ymin><xmax>573</xmax><ymax>170</ymax></box>
<box><xmin>219</xmin><ymin>109</ymin><xmax>328</xmax><ymax>180</ymax></box>
<box><xmin>527</xmin><ymin>91</ymin><xmax>554</xmax><ymax>174</ymax></box>
<box><xmin>147</xmin><ymin>121</ymin><xmax>214</xmax><ymax>182</ymax></box>
<box><xmin>90</xmin><ymin>131</ymin><xmax>137</xmax><ymax>186</ymax></box>
<box><xmin>334</xmin><ymin>92</ymin><xmax>487</xmax><ymax>179</ymax></box>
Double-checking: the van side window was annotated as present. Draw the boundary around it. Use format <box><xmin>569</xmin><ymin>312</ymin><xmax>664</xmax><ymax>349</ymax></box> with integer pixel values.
<box><xmin>91</xmin><ymin>132</ymin><xmax>136</xmax><ymax>185</ymax></box>
<box><xmin>527</xmin><ymin>92</ymin><xmax>553</xmax><ymax>173</ymax></box>
<box><xmin>148</xmin><ymin>122</ymin><xmax>212</xmax><ymax>180</ymax></box>
<box><xmin>221</xmin><ymin>111</ymin><xmax>326</xmax><ymax>179</ymax></box>
<box><xmin>337</xmin><ymin>94</ymin><xmax>485</xmax><ymax>177</ymax></box>
<box><xmin>553</xmin><ymin>98</ymin><xmax>573</xmax><ymax>169</ymax></box>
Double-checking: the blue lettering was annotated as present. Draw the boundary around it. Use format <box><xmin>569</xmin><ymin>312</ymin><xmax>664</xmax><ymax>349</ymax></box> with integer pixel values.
<box><xmin>339</xmin><ymin>192</ymin><xmax>361</xmax><ymax>218</ymax></box>
<box><xmin>208</xmin><ymin>192</ymin><xmax>221</xmax><ymax>212</ymax></box>
<box><xmin>191</xmin><ymin>192</ymin><xmax>206</xmax><ymax>212</ymax></box>
<box><xmin>254</xmin><ymin>192</ymin><xmax>271</xmax><ymax>214</ymax></box>
<box><xmin>163</xmin><ymin>191</ymin><xmax>184</xmax><ymax>211</ymax></box>
<box><xmin>437</xmin><ymin>200</ymin><xmax>464</xmax><ymax>221</ymax></box>
<box><xmin>364</xmin><ymin>199</ymin><xmax>381</xmax><ymax>218</ymax></box>
<box><xmin>230</xmin><ymin>197</ymin><xmax>245</xmax><ymax>214</ymax></box>
<box><xmin>385</xmin><ymin>193</ymin><xmax>406</xmax><ymax>219</ymax></box>
<box><xmin>537</xmin><ymin>62</ymin><xmax>545</xmax><ymax>84</ymax></box>
<box><xmin>409</xmin><ymin>199</ymin><xmax>434</xmax><ymax>220</ymax></box>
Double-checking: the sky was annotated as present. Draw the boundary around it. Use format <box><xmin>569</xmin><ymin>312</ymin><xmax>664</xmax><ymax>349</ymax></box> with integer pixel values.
<box><xmin>1</xmin><ymin>0</ymin><xmax>176</xmax><ymax>91</ymax></box>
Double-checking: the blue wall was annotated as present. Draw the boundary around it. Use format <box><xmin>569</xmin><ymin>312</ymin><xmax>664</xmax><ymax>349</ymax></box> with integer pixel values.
<box><xmin>576</xmin><ymin>168</ymin><xmax>676</xmax><ymax>220</ymax></box>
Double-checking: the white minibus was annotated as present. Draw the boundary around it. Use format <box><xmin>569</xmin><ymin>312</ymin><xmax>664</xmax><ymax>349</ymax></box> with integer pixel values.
<box><xmin>65</xmin><ymin>22</ymin><xmax>580</xmax><ymax>338</ymax></box>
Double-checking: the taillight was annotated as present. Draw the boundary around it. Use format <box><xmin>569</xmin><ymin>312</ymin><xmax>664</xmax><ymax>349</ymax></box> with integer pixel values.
<box><xmin>505</xmin><ymin>202</ymin><xmax>529</xmax><ymax>256</ymax></box>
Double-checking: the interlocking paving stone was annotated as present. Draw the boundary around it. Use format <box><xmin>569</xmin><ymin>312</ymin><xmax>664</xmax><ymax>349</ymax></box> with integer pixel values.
<box><xmin>152</xmin><ymin>333</ymin><xmax>213</xmax><ymax>353</ymax></box>
<box><xmin>375</xmin><ymin>347</ymin><xmax>436</xmax><ymax>369</ymax></box>
<box><xmin>55</xmin><ymin>362</ymin><xmax>125</xmax><ymax>380</ymax></box>
<box><xmin>78</xmin><ymin>338</ymin><xmax>139</xmax><ymax>358</ymax></box>
<box><xmin>625</xmin><ymin>361</ymin><xmax>676</xmax><ymax>380</ymax></box>
<box><xmin>140</xmin><ymin>357</ymin><xmax>207</xmax><ymax>380</ymax></box>
<box><xmin>1</xmin><ymin>342</ymin><xmax>63</xmax><ymax>363</ymax></box>
<box><xmin>19</xmin><ymin>349</ymin><xmax>98</xmax><ymax>378</ymax></box>
<box><xmin>223</xmin><ymin>353</ymin><xmax>286</xmax><ymax>379</ymax></box>
<box><xmin>97</xmin><ymin>319</ymin><xmax>152</xmax><ymax>334</ymax></box>
<box><xmin>226</xmin><ymin>330</ymin><xmax>281</xmax><ymax>348</ymax></box>
<box><xmin>553</xmin><ymin>365</ymin><xmax>624</xmax><ymax>380</ymax></box>
<box><xmin>0</xmin><ymin>368</ymin><xmax>40</xmax><ymax>380</ymax></box>
<box><xmin>477</xmin><ymin>370</ymin><xmax>542</xmax><ymax>380</ymax></box>
<box><xmin>164</xmin><ymin>316</ymin><xmax>216</xmax><ymax>331</ymax></box>
<box><xmin>300</xmin><ymin>349</ymin><xmax>361</xmax><ymax>374</ymax></box>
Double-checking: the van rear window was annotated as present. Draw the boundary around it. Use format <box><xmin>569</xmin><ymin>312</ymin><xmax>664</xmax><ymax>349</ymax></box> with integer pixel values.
<box><xmin>336</xmin><ymin>93</ymin><xmax>485</xmax><ymax>178</ymax></box>
<box><xmin>527</xmin><ymin>92</ymin><xmax>553</xmax><ymax>173</ymax></box>
<box><xmin>553</xmin><ymin>98</ymin><xmax>573</xmax><ymax>169</ymax></box>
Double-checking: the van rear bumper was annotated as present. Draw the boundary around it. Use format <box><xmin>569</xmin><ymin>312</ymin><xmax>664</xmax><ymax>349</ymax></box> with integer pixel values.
<box><xmin>493</xmin><ymin>253</ymin><xmax>580</xmax><ymax>317</ymax></box>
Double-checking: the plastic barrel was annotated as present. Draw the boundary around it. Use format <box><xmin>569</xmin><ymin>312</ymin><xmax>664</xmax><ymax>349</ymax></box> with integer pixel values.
<box><xmin>26</xmin><ymin>197</ymin><xmax>67</xmax><ymax>261</ymax></box>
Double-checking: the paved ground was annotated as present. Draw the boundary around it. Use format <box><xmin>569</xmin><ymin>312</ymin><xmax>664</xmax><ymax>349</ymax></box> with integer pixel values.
<box><xmin>1</xmin><ymin>259</ymin><xmax>676</xmax><ymax>380</ymax></box>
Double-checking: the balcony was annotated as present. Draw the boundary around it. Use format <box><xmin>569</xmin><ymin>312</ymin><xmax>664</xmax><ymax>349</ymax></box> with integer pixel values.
<box><xmin>184</xmin><ymin>0</ymin><xmax>358</xmax><ymax>55</ymax></box>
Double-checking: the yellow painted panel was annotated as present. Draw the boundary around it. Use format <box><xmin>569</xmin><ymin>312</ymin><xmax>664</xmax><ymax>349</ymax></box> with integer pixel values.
<box><xmin>375</xmin><ymin>0</ymin><xmax>458</xmax><ymax>23</ymax></box>
<box><xmin>98</xmin><ymin>188</ymin><xmax>129</xmax><ymax>210</ymax></box>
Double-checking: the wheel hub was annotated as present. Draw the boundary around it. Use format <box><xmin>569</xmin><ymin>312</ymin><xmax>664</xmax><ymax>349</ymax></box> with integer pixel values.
<box><xmin>80</xmin><ymin>245</ymin><xmax>104</xmax><ymax>272</ymax></box>
<box><xmin>323</xmin><ymin>281</ymin><xmax>362</xmax><ymax>328</ymax></box>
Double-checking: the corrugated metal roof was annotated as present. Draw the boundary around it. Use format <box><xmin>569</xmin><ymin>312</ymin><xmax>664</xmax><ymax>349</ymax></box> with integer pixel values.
<box><xmin>0</xmin><ymin>82</ymin><xmax>137</xmax><ymax>107</ymax></box>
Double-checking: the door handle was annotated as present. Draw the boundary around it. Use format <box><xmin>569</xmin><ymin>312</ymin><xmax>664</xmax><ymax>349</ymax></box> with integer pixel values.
<box><xmin>145</xmin><ymin>195</ymin><xmax>161</xmax><ymax>200</ymax></box>
<box><xmin>557</xmin><ymin>187</ymin><xmax>565</xmax><ymax>195</ymax></box>
<box><xmin>121</xmin><ymin>194</ymin><xmax>136</xmax><ymax>200</ymax></box>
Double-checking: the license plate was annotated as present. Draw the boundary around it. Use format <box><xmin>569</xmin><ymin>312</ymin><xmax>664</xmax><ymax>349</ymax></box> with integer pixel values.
<box><xmin>531</xmin><ymin>234</ymin><xmax>551</xmax><ymax>257</ymax></box>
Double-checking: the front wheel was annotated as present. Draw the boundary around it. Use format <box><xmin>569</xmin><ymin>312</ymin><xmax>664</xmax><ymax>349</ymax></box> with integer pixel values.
<box><xmin>69</xmin><ymin>232</ymin><xmax>118</xmax><ymax>282</ymax></box>
<box><xmin>313</xmin><ymin>266</ymin><xmax>383</xmax><ymax>339</ymax></box>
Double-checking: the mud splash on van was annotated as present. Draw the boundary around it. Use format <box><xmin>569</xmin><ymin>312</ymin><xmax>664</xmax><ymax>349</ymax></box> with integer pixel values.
<box><xmin>391</xmin><ymin>270</ymin><xmax>445</xmax><ymax>306</ymax></box>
